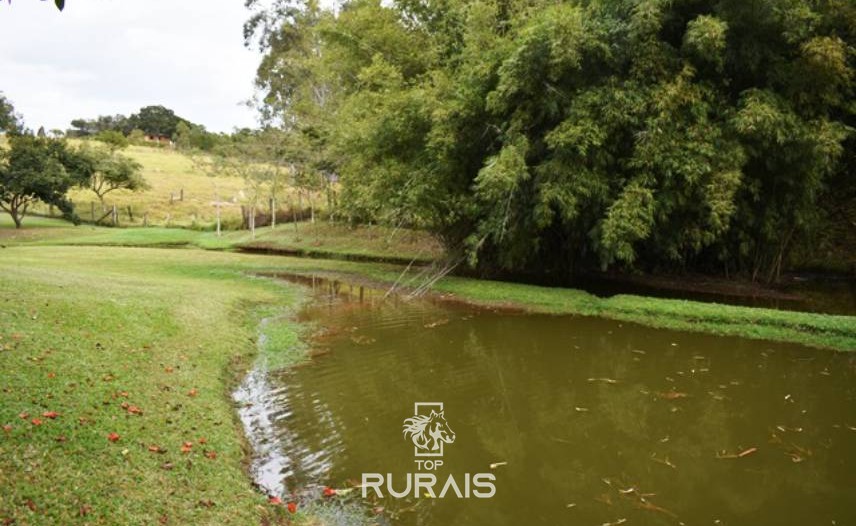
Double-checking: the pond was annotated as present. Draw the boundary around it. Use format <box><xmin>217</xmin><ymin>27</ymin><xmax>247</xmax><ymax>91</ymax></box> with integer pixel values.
<box><xmin>236</xmin><ymin>275</ymin><xmax>856</xmax><ymax>526</ymax></box>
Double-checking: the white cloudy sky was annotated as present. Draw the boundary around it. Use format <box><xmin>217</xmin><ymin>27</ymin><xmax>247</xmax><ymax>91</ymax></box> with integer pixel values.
<box><xmin>0</xmin><ymin>0</ymin><xmax>262</xmax><ymax>133</ymax></box>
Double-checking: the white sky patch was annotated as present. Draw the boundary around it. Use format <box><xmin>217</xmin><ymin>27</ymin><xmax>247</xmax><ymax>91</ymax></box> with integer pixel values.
<box><xmin>0</xmin><ymin>0</ymin><xmax>263</xmax><ymax>133</ymax></box>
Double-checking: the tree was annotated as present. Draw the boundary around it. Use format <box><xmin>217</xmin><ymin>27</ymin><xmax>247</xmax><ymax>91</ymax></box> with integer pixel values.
<box><xmin>0</xmin><ymin>135</ymin><xmax>93</xmax><ymax>228</ymax></box>
<box><xmin>68</xmin><ymin>114</ymin><xmax>129</xmax><ymax>137</ymax></box>
<box><xmin>174</xmin><ymin>121</ymin><xmax>221</xmax><ymax>151</ymax></box>
<box><xmin>0</xmin><ymin>94</ymin><xmax>22</xmax><ymax>135</ymax></box>
<box><xmin>94</xmin><ymin>130</ymin><xmax>129</xmax><ymax>150</ymax></box>
<box><xmin>81</xmin><ymin>146</ymin><xmax>147</xmax><ymax>205</ymax></box>
<box><xmin>126</xmin><ymin>105</ymin><xmax>187</xmax><ymax>138</ymax></box>
<box><xmin>249</xmin><ymin>0</ymin><xmax>854</xmax><ymax>281</ymax></box>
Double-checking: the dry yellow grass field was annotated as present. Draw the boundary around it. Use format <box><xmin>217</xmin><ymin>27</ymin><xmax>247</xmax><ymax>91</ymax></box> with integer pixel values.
<box><xmin>65</xmin><ymin>145</ymin><xmax>249</xmax><ymax>227</ymax></box>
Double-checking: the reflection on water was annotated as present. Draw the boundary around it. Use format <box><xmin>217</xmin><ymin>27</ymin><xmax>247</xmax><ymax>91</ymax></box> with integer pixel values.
<box><xmin>239</xmin><ymin>275</ymin><xmax>856</xmax><ymax>525</ymax></box>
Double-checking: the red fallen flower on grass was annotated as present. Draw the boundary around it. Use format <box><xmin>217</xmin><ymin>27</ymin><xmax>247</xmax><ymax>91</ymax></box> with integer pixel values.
<box><xmin>2</xmin><ymin>424</ymin><xmax>12</xmax><ymax>432</ymax></box>
<box><xmin>268</xmin><ymin>496</ymin><xmax>282</xmax><ymax>505</ymax></box>
<box><xmin>31</xmin><ymin>418</ymin><xmax>43</xmax><ymax>426</ymax></box>
<box><xmin>18</xmin><ymin>412</ymin><xmax>28</xmax><ymax>419</ymax></box>
<box><xmin>323</xmin><ymin>487</ymin><xmax>337</xmax><ymax>497</ymax></box>
<box><xmin>181</xmin><ymin>441</ymin><xmax>193</xmax><ymax>453</ymax></box>
<box><xmin>107</xmin><ymin>432</ymin><xmax>120</xmax><ymax>442</ymax></box>
<box><xmin>287</xmin><ymin>502</ymin><xmax>297</xmax><ymax>513</ymax></box>
<box><xmin>187</xmin><ymin>388</ymin><xmax>198</xmax><ymax>397</ymax></box>
<box><xmin>42</xmin><ymin>411</ymin><xmax>60</xmax><ymax>419</ymax></box>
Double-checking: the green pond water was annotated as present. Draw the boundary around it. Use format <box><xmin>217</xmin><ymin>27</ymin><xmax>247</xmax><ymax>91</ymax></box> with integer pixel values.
<box><xmin>236</xmin><ymin>276</ymin><xmax>856</xmax><ymax>526</ymax></box>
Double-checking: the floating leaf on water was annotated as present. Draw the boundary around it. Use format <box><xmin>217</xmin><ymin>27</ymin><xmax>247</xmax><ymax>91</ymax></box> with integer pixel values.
<box><xmin>637</xmin><ymin>500</ymin><xmax>678</xmax><ymax>519</ymax></box>
<box><xmin>423</xmin><ymin>319</ymin><xmax>449</xmax><ymax>329</ymax></box>
<box><xmin>658</xmin><ymin>390</ymin><xmax>689</xmax><ymax>400</ymax></box>
<box><xmin>601</xmin><ymin>518</ymin><xmax>627</xmax><ymax>526</ymax></box>
<box><xmin>489</xmin><ymin>461</ymin><xmax>507</xmax><ymax>469</ymax></box>
<box><xmin>574</xmin><ymin>407</ymin><xmax>589</xmax><ymax>412</ymax></box>
<box><xmin>588</xmin><ymin>378</ymin><xmax>619</xmax><ymax>384</ymax></box>
<box><xmin>650</xmin><ymin>454</ymin><xmax>677</xmax><ymax>469</ymax></box>
<box><xmin>716</xmin><ymin>447</ymin><xmax>758</xmax><ymax>459</ymax></box>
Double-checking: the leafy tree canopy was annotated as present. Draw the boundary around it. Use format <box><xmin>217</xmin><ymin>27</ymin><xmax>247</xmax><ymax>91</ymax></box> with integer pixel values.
<box><xmin>249</xmin><ymin>0</ymin><xmax>855</xmax><ymax>281</ymax></box>
<box><xmin>0</xmin><ymin>93</ymin><xmax>23</xmax><ymax>135</ymax></box>
<box><xmin>0</xmin><ymin>135</ymin><xmax>93</xmax><ymax>228</ymax></box>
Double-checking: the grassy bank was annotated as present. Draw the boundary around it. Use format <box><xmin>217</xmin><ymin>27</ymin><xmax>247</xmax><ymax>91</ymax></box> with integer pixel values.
<box><xmin>0</xmin><ymin>215</ymin><xmax>443</xmax><ymax>263</ymax></box>
<box><xmin>0</xmin><ymin>246</ymin><xmax>351</xmax><ymax>525</ymax></box>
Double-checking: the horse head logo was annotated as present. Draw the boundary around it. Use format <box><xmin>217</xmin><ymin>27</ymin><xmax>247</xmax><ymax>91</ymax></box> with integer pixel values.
<box><xmin>403</xmin><ymin>404</ymin><xmax>455</xmax><ymax>456</ymax></box>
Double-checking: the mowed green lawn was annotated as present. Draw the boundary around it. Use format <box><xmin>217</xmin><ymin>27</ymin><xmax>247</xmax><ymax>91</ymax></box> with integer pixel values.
<box><xmin>0</xmin><ymin>246</ymin><xmax>310</xmax><ymax>525</ymax></box>
<box><xmin>0</xmin><ymin>215</ymin><xmax>443</xmax><ymax>263</ymax></box>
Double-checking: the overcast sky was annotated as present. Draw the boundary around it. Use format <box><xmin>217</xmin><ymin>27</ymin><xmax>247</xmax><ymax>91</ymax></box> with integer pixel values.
<box><xmin>0</xmin><ymin>0</ymin><xmax>262</xmax><ymax>133</ymax></box>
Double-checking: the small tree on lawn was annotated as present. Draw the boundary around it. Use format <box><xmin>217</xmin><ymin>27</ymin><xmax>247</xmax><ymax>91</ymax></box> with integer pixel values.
<box><xmin>0</xmin><ymin>135</ymin><xmax>93</xmax><ymax>228</ymax></box>
<box><xmin>82</xmin><ymin>146</ymin><xmax>147</xmax><ymax>206</ymax></box>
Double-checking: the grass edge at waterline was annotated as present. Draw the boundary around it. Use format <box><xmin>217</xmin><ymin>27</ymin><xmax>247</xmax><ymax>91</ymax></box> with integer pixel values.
<box><xmin>0</xmin><ymin>246</ymin><xmax>373</xmax><ymax>525</ymax></box>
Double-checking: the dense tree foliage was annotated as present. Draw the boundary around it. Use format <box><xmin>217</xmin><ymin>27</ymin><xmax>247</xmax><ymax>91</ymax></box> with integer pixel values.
<box><xmin>249</xmin><ymin>0</ymin><xmax>855</xmax><ymax>281</ymax></box>
<box><xmin>0</xmin><ymin>93</ymin><xmax>23</xmax><ymax>135</ymax></box>
<box><xmin>125</xmin><ymin>105</ymin><xmax>186</xmax><ymax>137</ymax></box>
<box><xmin>69</xmin><ymin>114</ymin><xmax>130</xmax><ymax>137</ymax></box>
<box><xmin>0</xmin><ymin>135</ymin><xmax>92</xmax><ymax>228</ymax></box>
<box><xmin>68</xmin><ymin>106</ymin><xmax>227</xmax><ymax>151</ymax></box>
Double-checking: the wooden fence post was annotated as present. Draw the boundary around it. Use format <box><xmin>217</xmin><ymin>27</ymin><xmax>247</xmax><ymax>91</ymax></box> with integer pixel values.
<box><xmin>250</xmin><ymin>205</ymin><xmax>256</xmax><ymax>239</ymax></box>
<box><xmin>270</xmin><ymin>196</ymin><xmax>276</xmax><ymax>229</ymax></box>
